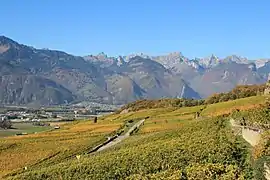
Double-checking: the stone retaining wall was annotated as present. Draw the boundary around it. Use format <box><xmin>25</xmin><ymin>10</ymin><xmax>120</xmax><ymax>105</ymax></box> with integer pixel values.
<box><xmin>241</xmin><ymin>127</ymin><xmax>261</xmax><ymax>146</ymax></box>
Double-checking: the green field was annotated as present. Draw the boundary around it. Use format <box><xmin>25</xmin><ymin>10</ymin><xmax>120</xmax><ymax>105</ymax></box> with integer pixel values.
<box><xmin>0</xmin><ymin>95</ymin><xmax>269</xmax><ymax>179</ymax></box>
<box><xmin>0</xmin><ymin>123</ymin><xmax>52</xmax><ymax>137</ymax></box>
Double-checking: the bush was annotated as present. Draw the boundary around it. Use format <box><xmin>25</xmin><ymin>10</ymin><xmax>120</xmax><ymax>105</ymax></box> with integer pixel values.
<box><xmin>0</xmin><ymin>119</ymin><xmax>12</xmax><ymax>129</ymax></box>
<box><xmin>206</xmin><ymin>84</ymin><xmax>266</xmax><ymax>105</ymax></box>
<box><xmin>116</xmin><ymin>98</ymin><xmax>205</xmax><ymax>113</ymax></box>
<box><xmin>116</xmin><ymin>83</ymin><xmax>266</xmax><ymax>113</ymax></box>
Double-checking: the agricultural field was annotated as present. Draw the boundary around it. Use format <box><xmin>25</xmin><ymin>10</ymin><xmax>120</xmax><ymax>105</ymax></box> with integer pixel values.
<box><xmin>9</xmin><ymin>116</ymin><xmax>253</xmax><ymax>179</ymax></box>
<box><xmin>0</xmin><ymin>119</ymin><xmax>124</xmax><ymax>178</ymax></box>
<box><xmin>1</xmin><ymin>95</ymin><xmax>269</xmax><ymax>179</ymax></box>
<box><xmin>0</xmin><ymin>123</ymin><xmax>52</xmax><ymax>138</ymax></box>
<box><xmin>229</xmin><ymin>102</ymin><xmax>270</xmax><ymax>179</ymax></box>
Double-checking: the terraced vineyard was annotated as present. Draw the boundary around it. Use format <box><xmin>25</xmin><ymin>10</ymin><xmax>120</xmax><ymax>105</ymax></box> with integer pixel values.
<box><xmin>1</xmin><ymin>95</ymin><xmax>269</xmax><ymax>179</ymax></box>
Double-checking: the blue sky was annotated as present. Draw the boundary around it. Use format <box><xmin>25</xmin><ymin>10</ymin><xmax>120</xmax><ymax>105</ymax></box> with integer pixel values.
<box><xmin>1</xmin><ymin>0</ymin><xmax>270</xmax><ymax>59</ymax></box>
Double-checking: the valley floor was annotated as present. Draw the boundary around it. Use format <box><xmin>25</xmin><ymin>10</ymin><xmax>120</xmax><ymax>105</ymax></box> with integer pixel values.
<box><xmin>0</xmin><ymin>123</ymin><xmax>52</xmax><ymax>138</ymax></box>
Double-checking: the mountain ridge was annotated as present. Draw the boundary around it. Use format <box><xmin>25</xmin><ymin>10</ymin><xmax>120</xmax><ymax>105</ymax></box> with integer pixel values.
<box><xmin>0</xmin><ymin>35</ymin><xmax>269</xmax><ymax>105</ymax></box>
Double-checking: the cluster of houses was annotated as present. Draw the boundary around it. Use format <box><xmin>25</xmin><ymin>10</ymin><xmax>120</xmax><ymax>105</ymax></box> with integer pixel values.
<box><xmin>0</xmin><ymin>106</ymin><xmax>100</xmax><ymax>122</ymax></box>
<box><xmin>0</xmin><ymin>111</ymin><xmax>55</xmax><ymax>122</ymax></box>
<box><xmin>0</xmin><ymin>104</ymin><xmax>115</xmax><ymax>126</ymax></box>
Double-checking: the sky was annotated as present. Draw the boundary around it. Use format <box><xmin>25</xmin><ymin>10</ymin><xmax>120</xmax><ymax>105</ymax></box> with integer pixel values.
<box><xmin>1</xmin><ymin>0</ymin><xmax>270</xmax><ymax>59</ymax></box>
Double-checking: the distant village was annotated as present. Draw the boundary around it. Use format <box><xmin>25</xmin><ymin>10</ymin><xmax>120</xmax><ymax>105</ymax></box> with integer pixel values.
<box><xmin>0</xmin><ymin>105</ymin><xmax>115</xmax><ymax>127</ymax></box>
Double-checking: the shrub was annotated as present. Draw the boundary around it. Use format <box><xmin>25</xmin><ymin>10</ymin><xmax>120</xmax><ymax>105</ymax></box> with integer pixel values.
<box><xmin>0</xmin><ymin>119</ymin><xmax>12</xmax><ymax>129</ymax></box>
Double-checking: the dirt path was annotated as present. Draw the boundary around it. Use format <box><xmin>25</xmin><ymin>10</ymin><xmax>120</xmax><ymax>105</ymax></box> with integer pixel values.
<box><xmin>96</xmin><ymin>119</ymin><xmax>145</xmax><ymax>152</ymax></box>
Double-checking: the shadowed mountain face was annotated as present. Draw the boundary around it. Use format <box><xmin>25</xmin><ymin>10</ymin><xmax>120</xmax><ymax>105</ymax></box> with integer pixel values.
<box><xmin>0</xmin><ymin>36</ymin><xmax>269</xmax><ymax>105</ymax></box>
<box><xmin>0</xmin><ymin>75</ymin><xmax>75</xmax><ymax>105</ymax></box>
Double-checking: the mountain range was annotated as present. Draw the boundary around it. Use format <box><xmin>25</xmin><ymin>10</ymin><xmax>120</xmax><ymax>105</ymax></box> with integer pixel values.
<box><xmin>0</xmin><ymin>36</ymin><xmax>269</xmax><ymax>106</ymax></box>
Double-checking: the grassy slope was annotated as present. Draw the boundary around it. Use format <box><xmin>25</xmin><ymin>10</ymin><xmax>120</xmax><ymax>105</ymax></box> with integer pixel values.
<box><xmin>3</xmin><ymin>95</ymin><xmax>267</xmax><ymax>179</ymax></box>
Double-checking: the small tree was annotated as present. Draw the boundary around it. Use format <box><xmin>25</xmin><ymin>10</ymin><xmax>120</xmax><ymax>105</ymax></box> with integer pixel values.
<box><xmin>0</xmin><ymin>119</ymin><xmax>12</xmax><ymax>129</ymax></box>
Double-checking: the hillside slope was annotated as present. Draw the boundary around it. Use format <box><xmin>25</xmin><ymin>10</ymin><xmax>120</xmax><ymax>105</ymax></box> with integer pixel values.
<box><xmin>1</xmin><ymin>95</ymin><xmax>268</xmax><ymax>179</ymax></box>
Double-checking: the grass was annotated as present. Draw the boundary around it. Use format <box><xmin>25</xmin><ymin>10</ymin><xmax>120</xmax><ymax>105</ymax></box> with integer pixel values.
<box><xmin>0</xmin><ymin>123</ymin><xmax>52</xmax><ymax>138</ymax></box>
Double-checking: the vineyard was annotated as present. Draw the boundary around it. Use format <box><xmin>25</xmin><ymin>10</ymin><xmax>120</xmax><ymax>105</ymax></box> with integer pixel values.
<box><xmin>117</xmin><ymin>84</ymin><xmax>266</xmax><ymax>114</ymax></box>
<box><xmin>1</xmin><ymin>95</ymin><xmax>269</xmax><ymax>179</ymax></box>
<box><xmin>0</xmin><ymin>120</ymin><xmax>123</xmax><ymax>178</ymax></box>
<box><xmin>9</xmin><ymin>116</ymin><xmax>253</xmax><ymax>179</ymax></box>
<box><xmin>230</xmin><ymin>102</ymin><xmax>270</xmax><ymax>179</ymax></box>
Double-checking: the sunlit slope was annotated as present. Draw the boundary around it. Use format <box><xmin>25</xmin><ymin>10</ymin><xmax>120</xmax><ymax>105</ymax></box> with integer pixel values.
<box><xmin>7</xmin><ymin>95</ymin><xmax>269</xmax><ymax>179</ymax></box>
<box><xmin>11</xmin><ymin>116</ymin><xmax>252</xmax><ymax>179</ymax></box>
<box><xmin>201</xmin><ymin>95</ymin><xmax>267</xmax><ymax>116</ymax></box>
<box><xmin>1</xmin><ymin>95</ymin><xmax>268</xmax><ymax>179</ymax></box>
<box><xmin>103</xmin><ymin>95</ymin><xmax>267</xmax><ymax>133</ymax></box>
<box><xmin>0</xmin><ymin>120</ymin><xmax>123</xmax><ymax>178</ymax></box>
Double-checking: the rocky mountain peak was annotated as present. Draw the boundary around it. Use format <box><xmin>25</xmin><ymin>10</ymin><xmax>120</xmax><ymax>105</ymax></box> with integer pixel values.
<box><xmin>224</xmin><ymin>55</ymin><xmax>249</xmax><ymax>64</ymax></box>
<box><xmin>255</xmin><ymin>59</ymin><xmax>270</xmax><ymax>68</ymax></box>
<box><xmin>2</xmin><ymin>35</ymin><xmax>270</xmax><ymax>106</ymax></box>
<box><xmin>198</xmin><ymin>54</ymin><xmax>220</xmax><ymax>68</ymax></box>
<box><xmin>96</xmin><ymin>52</ymin><xmax>108</xmax><ymax>59</ymax></box>
<box><xmin>210</xmin><ymin>54</ymin><xmax>219</xmax><ymax>62</ymax></box>
<box><xmin>152</xmin><ymin>51</ymin><xmax>186</xmax><ymax>68</ymax></box>
<box><xmin>84</xmin><ymin>53</ymin><xmax>118</xmax><ymax>66</ymax></box>
<box><xmin>0</xmin><ymin>36</ymin><xmax>15</xmax><ymax>44</ymax></box>
<box><xmin>167</xmin><ymin>51</ymin><xmax>183</xmax><ymax>58</ymax></box>
<box><xmin>124</xmin><ymin>53</ymin><xmax>150</xmax><ymax>61</ymax></box>
<box><xmin>116</xmin><ymin>56</ymin><xmax>125</xmax><ymax>66</ymax></box>
<box><xmin>0</xmin><ymin>36</ymin><xmax>18</xmax><ymax>53</ymax></box>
